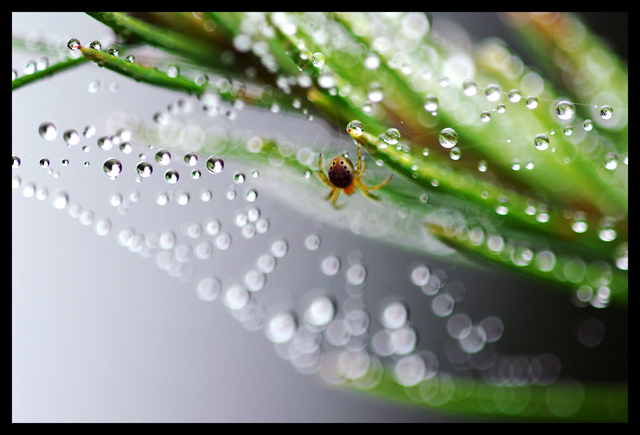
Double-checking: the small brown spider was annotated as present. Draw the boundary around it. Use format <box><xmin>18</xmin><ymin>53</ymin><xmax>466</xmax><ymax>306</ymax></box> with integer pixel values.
<box><xmin>317</xmin><ymin>140</ymin><xmax>392</xmax><ymax>209</ymax></box>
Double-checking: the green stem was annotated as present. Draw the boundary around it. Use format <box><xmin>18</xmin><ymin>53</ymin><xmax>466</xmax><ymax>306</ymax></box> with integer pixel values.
<box><xmin>12</xmin><ymin>56</ymin><xmax>87</xmax><ymax>91</ymax></box>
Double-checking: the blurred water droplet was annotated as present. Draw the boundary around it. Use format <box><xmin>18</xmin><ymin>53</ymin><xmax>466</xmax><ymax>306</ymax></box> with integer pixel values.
<box><xmin>439</xmin><ymin>128</ymin><xmax>458</xmax><ymax>149</ymax></box>
<box><xmin>534</xmin><ymin>133</ymin><xmax>549</xmax><ymax>151</ymax></box>
<box><xmin>39</xmin><ymin>122</ymin><xmax>57</xmax><ymax>140</ymax></box>
<box><xmin>600</xmin><ymin>105</ymin><xmax>614</xmax><ymax>120</ymax></box>
<box><xmin>103</xmin><ymin>158</ymin><xmax>122</xmax><ymax>180</ymax></box>
<box><xmin>555</xmin><ymin>101</ymin><xmax>575</xmax><ymax>121</ymax></box>
<box><xmin>206</xmin><ymin>156</ymin><xmax>224</xmax><ymax>174</ymax></box>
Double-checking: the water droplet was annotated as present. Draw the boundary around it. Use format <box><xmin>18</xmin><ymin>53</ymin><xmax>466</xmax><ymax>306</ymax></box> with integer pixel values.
<box><xmin>39</xmin><ymin>158</ymin><xmax>50</xmax><ymax>168</ymax></box>
<box><xmin>12</xmin><ymin>156</ymin><xmax>21</xmax><ymax>168</ymax></box>
<box><xmin>97</xmin><ymin>136</ymin><xmax>112</xmax><ymax>150</ymax></box>
<box><xmin>462</xmin><ymin>79</ymin><xmax>477</xmax><ymax>96</ymax></box>
<box><xmin>63</xmin><ymin>129</ymin><xmax>79</xmax><ymax>146</ymax></box>
<box><xmin>583</xmin><ymin>119</ymin><xmax>593</xmax><ymax>132</ymax></box>
<box><xmin>95</xmin><ymin>218</ymin><xmax>111</xmax><ymax>236</ymax></box>
<box><xmin>525</xmin><ymin>96</ymin><xmax>538</xmax><ymax>109</ymax></box>
<box><xmin>367</xmin><ymin>81</ymin><xmax>384</xmax><ymax>102</ymax></box>
<box><xmin>508</xmin><ymin>89</ymin><xmax>521</xmax><ymax>103</ymax></box>
<box><xmin>571</xmin><ymin>212</ymin><xmax>588</xmax><ymax>233</ymax></box>
<box><xmin>410</xmin><ymin>265</ymin><xmax>430</xmax><ymax>286</ymax></box>
<box><xmin>381</xmin><ymin>301</ymin><xmax>407</xmax><ymax>329</ymax></box>
<box><xmin>107</xmin><ymin>46</ymin><xmax>119</xmax><ymax>57</ymax></box>
<box><xmin>89</xmin><ymin>40</ymin><xmax>101</xmax><ymax>50</ymax></box>
<box><xmin>245</xmin><ymin>189</ymin><xmax>258</xmax><ymax>202</ymax></box>
<box><xmin>346</xmin><ymin>264</ymin><xmax>367</xmax><ymax>285</ymax></box>
<box><xmin>67</xmin><ymin>38</ymin><xmax>81</xmax><ymax>51</ymax></box>
<box><xmin>312</xmin><ymin>52</ymin><xmax>325</xmax><ymax>68</ymax></box>
<box><xmin>432</xmin><ymin>293</ymin><xmax>455</xmax><ymax>317</ymax></box>
<box><xmin>155</xmin><ymin>149</ymin><xmax>172</xmax><ymax>165</ymax></box>
<box><xmin>271</xmin><ymin>239</ymin><xmax>288</xmax><ymax>258</ymax></box>
<box><xmin>52</xmin><ymin>191</ymin><xmax>69</xmax><ymax>209</ymax></box>
<box><xmin>304</xmin><ymin>234</ymin><xmax>321</xmax><ymax>251</ymax></box>
<box><xmin>534</xmin><ymin>133</ymin><xmax>549</xmax><ymax>151</ymax></box>
<box><xmin>38</xmin><ymin>122</ymin><xmax>57</xmax><ymax>140</ymax></box>
<box><xmin>196</xmin><ymin>277</ymin><xmax>221</xmax><ymax>302</ymax></box>
<box><xmin>384</xmin><ymin>128</ymin><xmax>401</xmax><ymax>146</ymax></box>
<box><xmin>439</xmin><ymin>128</ymin><xmax>458</xmax><ymax>149</ymax></box>
<box><xmin>206</xmin><ymin>156</ymin><xmax>224</xmax><ymax>174</ymax></box>
<box><xmin>604</xmin><ymin>153</ymin><xmax>618</xmax><ymax>170</ymax></box>
<box><xmin>485</xmin><ymin>84</ymin><xmax>501</xmax><ymax>102</ymax></box>
<box><xmin>125</xmin><ymin>55</ymin><xmax>135</xmax><ymax>63</ymax></box>
<box><xmin>598</xmin><ymin>221</ymin><xmax>617</xmax><ymax>242</ymax></box>
<box><xmin>424</xmin><ymin>94</ymin><xmax>438</xmax><ymax>112</ymax></box>
<box><xmin>136</xmin><ymin>161</ymin><xmax>153</xmax><ymax>178</ymax></box>
<box><xmin>347</xmin><ymin>120</ymin><xmax>364</xmax><ymax>137</ymax></box>
<box><xmin>600</xmin><ymin>105</ymin><xmax>614</xmax><ymax>120</ymax></box>
<box><xmin>563</xmin><ymin>125</ymin><xmax>573</xmax><ymax>136</ymax></box>
<box><xmin>164</xmin><ymin>169</ymin><xmax>179</xmax><ymax>184</ymax></box>
<box><xmin>234</xmin><ymin>172</ymin><xmax>246</xmax><ymax>184</ymax></box>
<box><xmin>103</xmin><ymin>158</ymin><xmax>123</xmax><ymax>180</ymax></box>
<box><xmin>477</xmin><ymin>160</ymin><xmax>487</xmax><ymax>172</ymax></box>
<box><xmin>496</xmin><ymin>104</ymin><xmax>506</xmax><ymax>114</ymax></box>
<box><xmin>305</xmin><ymin>295</ymin><xmax>335</xmax><ymax>327</ymax></box>
<box><xmin>83</xmin><ymin>125</ymin><xmax>95</xmax><ymax>138</ymax></box>
<box><xmin>555</xmin><ymin>101</ymin><xmax>575</xmax><ymax>121</ymax></box>
<box><xmin>266</xmin><ymin>311</ymin><xmax>297</xmax><ymax>343</ymax></box>
<box><xmin>320</xmin><ymin>255</ymin><xmax>340</xmax><ymax>276</ymax></box>
<box><xmin>449</xmin><ymin>147</ymin><xmax>461</xmax><ymax>160</ymax></box>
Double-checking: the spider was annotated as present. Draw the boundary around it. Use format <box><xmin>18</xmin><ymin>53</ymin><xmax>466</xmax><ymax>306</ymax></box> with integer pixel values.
<box><xmin>317</xmin><ymin>140</ymin><xmax>392</xmax><ymax>209</ymax></box>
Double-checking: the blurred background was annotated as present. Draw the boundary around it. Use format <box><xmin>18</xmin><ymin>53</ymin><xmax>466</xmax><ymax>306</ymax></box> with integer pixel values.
<box><xmin>12</xmin><ymin>12</ymin><xmax>627</xmax><ymax>422</ymax></box>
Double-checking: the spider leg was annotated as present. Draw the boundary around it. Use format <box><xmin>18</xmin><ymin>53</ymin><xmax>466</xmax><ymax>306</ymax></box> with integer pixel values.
<box><xmin>358</xmin><ymin>184</ymin><xmax>381</xmax><ymax>201</ymax></box>
<box><xmin>317</xmin><ymin>154</ymin><xmax>334</xmax><ymax>188</ymax></box>
<box><xmin>364</xmin><ymin>174</ymin><xmax>393</xmax><ymax>191</ymax></box>
<box><xmin>325</xmin><ymin>187</ymin><xmax>336</xmax><ymax>201</ymax></box>
<box><xmin>355</xmin><ymin>140</ymin><xmax>363</xmax><ymax>177</ymax></box>
<box><xmin>357</xmin><ymin>158</ymin><xmax>366</xmax><ymax>181</ymax></box>
<box><xmin>330</xmin><ymin>188</ymin><xmax>344</xmax><ymax>209</ymax></box>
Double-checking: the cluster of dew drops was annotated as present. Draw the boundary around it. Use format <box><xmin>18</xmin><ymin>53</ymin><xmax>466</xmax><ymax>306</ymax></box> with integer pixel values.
<box><xmin>12</xmin><ymin>34</ymin><xmax>627</xmax><ymax>397</ymax></box>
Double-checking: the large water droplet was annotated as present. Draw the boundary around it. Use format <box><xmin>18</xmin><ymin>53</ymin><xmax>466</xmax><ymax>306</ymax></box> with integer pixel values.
<box><xmin>555</xmin><ymin>100</ymin><xmax>575</xmax><ymax>121</ymax></box>
<box><xmin>89</xmin><ymin>40</ymin><xmax>101</xmax><ymax>51</ymax></box>
<box><xmin>39</xmin><ymin>122</ymin><xmax>57</xmax><ymax>140</ymax></box>
<box><xmin>184</xmin><ymin>152</ymin><xmax>198</xmax><ymax>166</ymax></box>
<box><xmin>164</xmin><ymin>169</ymin><xmax>179</xmax><ymax>184</ymax></box>
<box><xmin>525</xmin><ymin>96</ymin><xmax>538</xmax><ymax>109</ymax></box>
<box><xmin>67</xmin><ymin>38</ymin><xmax>81</xmax><ymax>51</ymax></box>
<box><xmin>367</xmin><ymin>81</ymin><xmax>384</xmax><ymax>102</ymax></box>
<box><xmin>600</xmin><ymin>105</ymin><xmax>614</xmax><ymax>120</ymax></box>
<box><xmin>52</xmin><ymin>191</ymin><xmax>69</xmax><ymax>209</ymax></box>
<box><xmin>103</xmin><ymin>158</ymin><xmax>123</xmax><ymax>180</ymax></box>
<box><xmin>439</xmin><ymin>127</ymin><xmax>458</xmax><ymax>149</ymax></box>
<box><xmin>63</xmin><ymin>129</ymin><xmax>79</xmax><ymax>146</ymax></box>
<box><xmin>534</xmin><ymin>133</ymin><xmax>549</xmax><ymax>151</ymax></box>
<box><xmin>97</xmin><ymin>136</ymin><xmax>112</xmax><ymax>150</ymax></box>
<box><xmin>312</xmin><ymin>52</ymin><xmax>325</xmax><ymax>68</ymax></box>
<box><xmin>206</xmin><ymin>156</ymin><xmax>224</xmax><ymax>174</ymax></box>
<box><xmin>136</xmin><ymin>161</ymin><xmax>153</xmax><ymax>178</ymax></box>
<box><xmin>508</xmin><ymin>89</ymin><xmax>521</xmax><ymax>103</ymax></box>
<box><xmin>155</xmin><ymin>149</ymin><xmax>172</xmax><ymax>165</ymax></box>
<box><xmin>604</xmin><ymin>153</ymin><xmax>618</xmax><ymax>170</ymax></box>
<box><xmin>462</xmin><ymin>79</ymin><xmax>477</xmax><ymax>96</ymax></box>
<box><xmin>449</xmin><ymin>147</ymin><xmax>461</xmax><ymax>160</ymax></box>
<box><xmin>423</xmin><ymin>94</ymin><xmax>439</xmax><ymax>113</ymax></box>
<box><xmin>346</xmin><ymin>120</ymin><xmax>364</xmax><ymax>137</ymax></box>
<box><xmin>485</xmin><ymin>84</ymin><xmax>501</xmax><ymax>102</ymax></box>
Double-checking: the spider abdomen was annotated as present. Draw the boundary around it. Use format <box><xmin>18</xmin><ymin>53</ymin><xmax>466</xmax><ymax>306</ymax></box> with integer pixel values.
<box><xmin>328</xmin><ymin>157</ymin><xmax>355</xmax><ymax>189</ymax></box>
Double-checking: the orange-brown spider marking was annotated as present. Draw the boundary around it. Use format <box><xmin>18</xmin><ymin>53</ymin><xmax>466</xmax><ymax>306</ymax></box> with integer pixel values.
<box><xmin>317</xmin><ymin>141</ymin><xmax>392</xmax><ymax>209</ymax></box>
